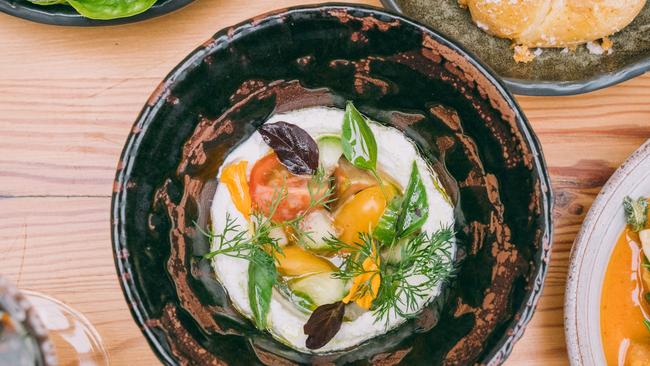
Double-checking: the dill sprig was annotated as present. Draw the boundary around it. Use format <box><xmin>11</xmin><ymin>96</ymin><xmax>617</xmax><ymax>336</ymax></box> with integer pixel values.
<box><xmin>200</xmin><ymin>212</ymin><xmax>282</xmax><ymax>265</ymax></box>
<box><xmin>325</xmin><ymin>233</ymin><xmax>377</xmax><ymax>280</ymax></box>
<box><xmin>200</xmin><ymin>184</ymin><xmax>287</xmax><ymax>264</ymax></box>
<box><xmin>374</xmin><ymin>228</ymin><xmax>454</xmax><ymax>322</ymax></box>
<box><xmin>200</xmin><ymin>166</ymin><xmax>335</xmax><ymax>263</ymax></box>
<box><xmin>326</xmin><ymin>226</ymin><xmax>455</xmax><ymax>323</ymax></box>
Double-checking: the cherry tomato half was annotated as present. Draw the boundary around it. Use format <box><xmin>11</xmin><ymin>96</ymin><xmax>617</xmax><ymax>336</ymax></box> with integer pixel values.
<box><xmin>249</xmin><ymin>153</ymin><xmax>325</xmax><ymax>222</ymax></box>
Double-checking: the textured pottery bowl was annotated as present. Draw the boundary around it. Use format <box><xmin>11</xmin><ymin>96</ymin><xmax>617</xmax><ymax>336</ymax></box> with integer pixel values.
<box><xmin>0</xmin><ymin>0</ymin><xmax>193</xmax><ymax>26</ymax></box>
<box><xmin>566</xmin><ymin>140</ymin><xmax>650</xmax><ymax>365</ymax></box>
<box><xmin>381</xmin><ymin>0</ymin><xmax>650</xmax><ymax>96</ymax></box>
<box><xmin>111</xmin><ymin>4</ymin><xmax>553</xmax><ymax>365</ymax></box>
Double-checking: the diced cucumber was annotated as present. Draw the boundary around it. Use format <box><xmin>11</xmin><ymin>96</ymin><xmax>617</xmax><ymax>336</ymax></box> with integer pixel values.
<box><xmin>275</xmin><ymin>280</ymin><xmax>316</xmax><ymax>313</ymax></box>
<box><xmin>299</xmin><ymin>209</ymin><xmax>338</xmax><ymax>251</ymax></box>
<box><xmin>269</xmin><ymin>226</ymin><xmax>288</xmax><ymax>247</ymax></box>
<box><xmin>317</xmin><ymin>135</ymin><xmax>343</xmax><ymax>175</ymax></box>
<box><xmin>381</xmin><ymin>239</ymin><xmax>405</xmax><ymax>264</ymax></box>
<box><xmin>344</xmin><ymin>302</ymin><xmax>367</xmax><ymax>321</ymax></box>
<box><xmin>288</xmin><ymin>272</ymin><xmax>346</xmax><ymax>307</ymax></box>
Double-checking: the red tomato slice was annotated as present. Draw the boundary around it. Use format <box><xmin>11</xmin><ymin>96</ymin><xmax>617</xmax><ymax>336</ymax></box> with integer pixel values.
<box><xmin>249</xmin><ymin>153</ymin><xmax>325</xmax><ymax>222</ymax></box>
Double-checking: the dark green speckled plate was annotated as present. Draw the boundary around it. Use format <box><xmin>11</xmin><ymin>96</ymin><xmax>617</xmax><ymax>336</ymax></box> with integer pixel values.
<box><xmin>381</xmin><ymin>0</ymin><xmax>650</xmax><ymax>96</ymax></box>
<box><xmin>0</xmin><ymin>0</ymin><xmax>194</xmax><ymax>26</ymax></box>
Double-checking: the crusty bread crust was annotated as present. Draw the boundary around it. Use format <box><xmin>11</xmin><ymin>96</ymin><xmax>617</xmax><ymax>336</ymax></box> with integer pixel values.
<box><xmin>463</xmin><ymin>0</ymin><xmax>646</xmax><ymax>47</ymax></box>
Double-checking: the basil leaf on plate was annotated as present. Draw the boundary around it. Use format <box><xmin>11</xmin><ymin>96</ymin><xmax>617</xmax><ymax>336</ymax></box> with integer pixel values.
<box><xmin>64</xmin><ymin>0</ymin><xmax>157</xmax><ymax>20</ymax></box>
<box><xmin>397</xmin><ymin>162</ymin><xmax>429</xmax><ymax>238</ymax></box>
<box><xmin>27</xmin><ymin>0</ymin><xmax>67</xmax><ymax>5</ymax></box>
<box><xmin>303</xmin><ymin>301</ymin><xmax>345</xmax><ymax>349</ymax></box>
<box><xmin>248</xmin><ymin>251</ymin><xmax>277</xmax><ymax>330</ymax></box>
<box><xmin>258</xmin><ymin>121</ymin><xmax>319</xmax><ymax>175</ymax></box>
<box><xmin>341</xmin><ymin>101</ymin><xmax>377</xmax><ymax>172</ymax></box>
<box><xmin>373</xmin><ymin>195</ymin><xmax>403</xmax><ymax>245</ymax></box>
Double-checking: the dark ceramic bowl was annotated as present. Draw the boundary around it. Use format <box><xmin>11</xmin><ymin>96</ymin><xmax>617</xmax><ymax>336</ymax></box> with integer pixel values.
<box><xmin>381</xmin><ymin>0</ymin><xmax>650</xmax><ymax>96</ymax></box>
<box><xmin>111</xmin><ymin>4</ymin><xmax>553</xmax><ymax>365</ymax></box>
<box><xmin>0</xmin><ymin>0</ymin><xmax>193</xmax><ymax>26</ymax></box>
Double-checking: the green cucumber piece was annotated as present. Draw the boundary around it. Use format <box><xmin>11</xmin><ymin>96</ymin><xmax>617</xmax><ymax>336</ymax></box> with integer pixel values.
<box><xmin>381</xmin><ymin>238</ymin><xmax>407</xmax><ymax>264</ymax></box>
<box><xmin>275</xmin><ymin>281</ymin><xmax>316</xmax><ymax>312</ymax></box>
<box><xmin>299</xmin><ymin>210</ymin><xmax>337</xmax><ymax>252</ymax></box>
<box><xmin>317</xmin><ymin>135</ymin><xmax>343</xmax><ymax>174</ymax></box>
<box><xmin>289</xmin><ymin>272</ymin><xmax>346</xmax><ymax>307</ymax></box>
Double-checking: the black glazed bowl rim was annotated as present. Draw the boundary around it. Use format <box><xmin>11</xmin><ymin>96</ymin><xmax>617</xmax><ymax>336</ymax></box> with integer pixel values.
<box><xmin>380</xmin><ymin>0</ymin><xmax>650</xmax><ymax>96</ymax></box>
<box><xmin>111</xmin><ymin>3</ymin><xmax>554</xmax><ymax>365</ymax></box>
<box><xmin>0</xmin><ymin>0</ymin><xmax>194</xmax><ymax>26</ymax></box>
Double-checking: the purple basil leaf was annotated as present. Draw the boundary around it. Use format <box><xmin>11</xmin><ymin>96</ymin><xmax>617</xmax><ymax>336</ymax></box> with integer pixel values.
<box><xmin>258</xmin><ymin>121</ymin><xmax>319</xmax><ymax>175</ymax></box>
<box><xmin>303</xmin><ymin>301</ymin><xmax>345</xmax><ymax>349</ymax></box>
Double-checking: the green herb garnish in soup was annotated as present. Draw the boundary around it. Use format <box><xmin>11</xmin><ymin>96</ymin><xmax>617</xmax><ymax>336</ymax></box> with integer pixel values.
<box><xmin>202</xmin><ymin>102</ymin><xmax>456</xmax><ymax>351</ymax></box>
<box><xmin>601</xmin><ymin>196</ymin><xmax>650</xmax><ymax>365</ymax></box>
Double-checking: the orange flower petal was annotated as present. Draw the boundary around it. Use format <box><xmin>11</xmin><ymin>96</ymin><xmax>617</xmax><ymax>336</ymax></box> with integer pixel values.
<box><xmin>220</xmin><ymin>161</ymin><xmax>251</xmax><ymax>218</ymax></box>
<box><xmin>341</xmin><ymin>248</ymin><xmax>381</xmax><ymax>310</ymax></box>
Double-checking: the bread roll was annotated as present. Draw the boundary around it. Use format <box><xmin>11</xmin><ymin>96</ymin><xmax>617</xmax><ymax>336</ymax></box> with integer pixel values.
<box><xmin>460</xmin><ymin>0</ymin><xmax>646</xmax><ymax>47</ymax></box>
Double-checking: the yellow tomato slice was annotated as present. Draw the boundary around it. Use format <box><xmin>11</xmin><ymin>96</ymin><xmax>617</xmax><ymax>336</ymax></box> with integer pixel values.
<box><xmin>220</xmin><ymin>161</ymin><xmax>251</xmax><ymax>218</ymax></box>
<box><xmin>275</xmin><ymin>245</ymin><xmax>335</xmax><ymax>276</ymax></box>
<box><xmin>333</xmin><ymin>185</ymin><xmax>396</xmax><ymax>247</ymax></box>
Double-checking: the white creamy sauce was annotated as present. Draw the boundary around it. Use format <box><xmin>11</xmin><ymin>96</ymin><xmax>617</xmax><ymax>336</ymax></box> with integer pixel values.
<box><xmin>210</xmin><ymin>106</ymin><xmax>455</xmax><ymax>353</ymax></box>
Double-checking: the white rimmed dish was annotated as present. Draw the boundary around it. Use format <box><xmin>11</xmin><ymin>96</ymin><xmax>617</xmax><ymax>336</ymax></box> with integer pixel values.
<box><xmin>565</xmin><ymin>139</ymin><xmax>650</xmax><ymax>365</ymax></box>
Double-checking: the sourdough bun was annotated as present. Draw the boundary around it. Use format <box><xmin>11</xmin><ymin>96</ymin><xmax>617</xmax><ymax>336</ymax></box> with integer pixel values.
<box><xmin>461</xmin><ymin>0</ymin><xmax>646</xmax><ymax>47</ymax></box>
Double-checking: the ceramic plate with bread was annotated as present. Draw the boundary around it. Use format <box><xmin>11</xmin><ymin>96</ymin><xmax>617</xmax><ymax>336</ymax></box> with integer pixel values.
<box><xmin>381</xmin><ymin>0</ymin><xmax>650</xmax><ymax>95</ymax></box>
<box><xmin>461</xmin><ymin>0</ymin><xmax>646</xmax><ymax>61</ymax></box>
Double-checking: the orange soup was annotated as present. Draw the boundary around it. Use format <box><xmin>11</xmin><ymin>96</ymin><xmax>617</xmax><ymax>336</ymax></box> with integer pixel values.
<box><xmin>601</xmin><ymin>229</ymin><xmax>650</xmax><ymax>365</ymax></box>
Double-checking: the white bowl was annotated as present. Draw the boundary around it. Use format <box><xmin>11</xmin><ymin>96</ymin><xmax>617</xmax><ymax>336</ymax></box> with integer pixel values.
<box><xmin>565</xmin><ymin>139</ymin><xmax>650</xmax><ymax>365</ymax></box>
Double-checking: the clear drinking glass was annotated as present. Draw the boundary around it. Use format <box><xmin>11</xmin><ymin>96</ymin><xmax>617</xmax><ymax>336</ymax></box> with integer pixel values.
<box><xmin>0</xmin><ymin>276</ymin><xmax>109</xmax><ymax>366</ymax></box>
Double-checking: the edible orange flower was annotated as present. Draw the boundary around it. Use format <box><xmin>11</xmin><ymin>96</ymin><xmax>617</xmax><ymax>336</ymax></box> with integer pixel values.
<box><xmin>220</xmin><ymin>161</ymin><xmax>251</xmax><ymax>218</ymax></box>
<box><xmin>342</xmin><ymin>248</ymin><xmax>381</xmax><ymax>310</ymax></box>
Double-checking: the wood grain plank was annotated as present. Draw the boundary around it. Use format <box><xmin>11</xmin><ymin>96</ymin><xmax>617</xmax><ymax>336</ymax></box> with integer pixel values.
<box><xmin>0</xmin><ymin>197</ymin><xmax>156</xmax><ymax>365</ymax></box>
<box><xmin>0</xmin><ymin>77</ymin><xmax>150</xmax><ymax>196</ymax></box>
<box><xmin>2</xmin><ymin>74</ymin><xmax>648</xmax><ymax>197</ymax></box>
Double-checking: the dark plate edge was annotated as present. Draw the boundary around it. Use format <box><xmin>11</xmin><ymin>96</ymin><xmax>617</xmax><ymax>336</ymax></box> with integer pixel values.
<box><xmin>110</xmin><ymin>4</ymin><xmax>555</xmax><ymax>365</ymax></box>
<box><xmin>379</xmin><ymin>0</ymin><xmax>650</xmax><ymax>96</ymax></box>
<box><xmin>0</xmin><ymin>0</ymin><xmax>194</xmax><ymax>26</ymax></box>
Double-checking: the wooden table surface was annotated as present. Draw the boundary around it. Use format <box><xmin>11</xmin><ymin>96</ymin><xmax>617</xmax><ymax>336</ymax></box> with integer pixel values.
<box><xmin>1</xmin><ymin>0</ymin><xmax>648</xmax><ymax>364</ymax></box>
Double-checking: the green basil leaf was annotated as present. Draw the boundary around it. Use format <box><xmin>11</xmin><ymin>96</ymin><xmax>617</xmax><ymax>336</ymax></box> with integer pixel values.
<box><xmin>397</xmin><ymin>162</ymin><xmax>429</xmax><ymax>238</ymax></box>
<box><xmin>644</xmin><ymin>319</ymin><xmax>650</xmax><ymax>333</ymax></box>
<box><xmin>373</xmin><ymin>195</ymin><xmax>403</xmax><ymax>245</ymax></box>
<box><xmin>248</xmin><ymin>251</ymin><xmax>277</xmax><ymax>330</ymax></box>
<box><xmin>341</xmin><ymin>101</ymin><xmax>377</xmax><ymax>172</ymax></box>
<box><xmin>64</xmin><ymin>0</ymin><xmax>157</xmax><ymax>20</ymax></box>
